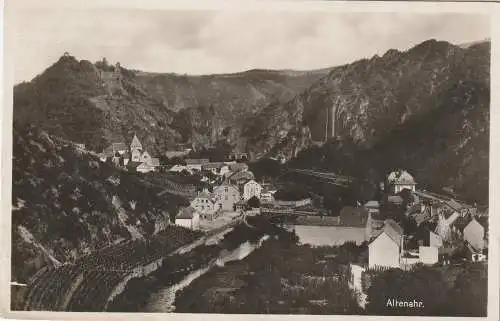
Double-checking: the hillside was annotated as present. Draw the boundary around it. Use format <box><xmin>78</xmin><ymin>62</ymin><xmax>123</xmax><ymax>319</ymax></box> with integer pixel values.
<box><xmin>284</xmin><ymin>40</ymin><xmax>490</xmax><ymax>204</ymax></box>
<box><xmin>243</xmin><ymin>40</ymin><xmax>490</xmax><ymax>159</ymax></box>
<box><xmin>14</xmin><ymin>56</ymin><xmax>331</xmax><ymax>155</ymax></box>
<box><xmin>11</xmin><ymin>125</ymin><xmax>189</xmax><ymax>284</ymax></box>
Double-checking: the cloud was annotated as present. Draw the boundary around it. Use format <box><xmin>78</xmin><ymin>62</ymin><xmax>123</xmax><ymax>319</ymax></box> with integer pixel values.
<box><xmin>10</xmin><ymin>8</ymin><xmax>489</xmax><ymax>83</ymax></box>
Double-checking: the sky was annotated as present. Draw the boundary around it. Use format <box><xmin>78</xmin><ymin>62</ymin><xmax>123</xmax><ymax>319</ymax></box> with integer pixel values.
<box><xmin>10</xmin><ymin>8</ymin><xmax>490</xmax><ymax>83</ymax></box>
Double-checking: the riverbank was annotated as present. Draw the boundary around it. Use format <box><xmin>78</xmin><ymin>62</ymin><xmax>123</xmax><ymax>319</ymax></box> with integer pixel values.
<box><xmin>173</xmin><ymin>235</ymin><xmax>365</xmax><ymax>314</ymax></box>
<box><xmin>107</xmin><ymin>216</ymin><xmax>281</xmax><ymax>312</ymax></box>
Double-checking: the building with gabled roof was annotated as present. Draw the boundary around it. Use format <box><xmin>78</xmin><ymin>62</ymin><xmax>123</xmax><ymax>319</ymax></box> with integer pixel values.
<box><xmin>213</xmin><ymin>183</ymin><xmax>240</xmax><ymax>212</ymax></box>
<box><xmin>387</xmin><ymin>169</ymin><xmax>416</xmax><ymax>194</ymax></box>
<box><xmin>228</xmin><ymin>171</ymin><xmax>255</xmax><ymax>186</ymax></box>
<box><xmin>463</xmin><ymin>217</ymin><xmax>488</xmax><ymax>251</ymax></box>
<box><xmin>368</xmin><ymin>219</ymin><xmax>404</xmax><ymax>268</ymax></box>
<box><xmin>175</xmin><ymin>206</ymin><xmax>200</xmax><ymax>230</ymax></box>
<box><xmin>242</xmin><ymin>179</ymin><xmax>262</xmax><ymax>201</ymax></box>
<box><xmin>190</xmin><ymin>188</ymin><xmax>217</xmax><ymax>219</ymax></box>
<box><xmin>339</xmin><ymin>206</ymin><xmax>369</xmax><ymax>228</ymax></box>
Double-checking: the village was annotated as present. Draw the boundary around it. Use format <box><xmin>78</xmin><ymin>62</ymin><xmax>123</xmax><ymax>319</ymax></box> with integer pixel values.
<box><xmin>96</xmin><ymin>135</ymin><xmax>489</xmax><ymax>275</ymax></box>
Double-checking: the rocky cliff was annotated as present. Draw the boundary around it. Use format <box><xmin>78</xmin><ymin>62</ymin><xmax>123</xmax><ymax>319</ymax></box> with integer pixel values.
<box><xmin>14</xmin><ymin>56</ymin><xmax>331</xmax><ymax>155</ymax></box>
<box><xmin>243</xmin><ymin>40</ymin><xmax>490</xmax><ymax>160</ymax></box>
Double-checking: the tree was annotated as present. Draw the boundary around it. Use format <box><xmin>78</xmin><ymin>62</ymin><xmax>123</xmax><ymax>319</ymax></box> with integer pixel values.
<box><xmin>247</xmin><ymin>196</ymin><xmax>260</xmax><ymax>208</ymax></box>
<box><xmin>441</xmin><ymin>263</ymin><xmax>487</xmax><ymax>316</ymax></box>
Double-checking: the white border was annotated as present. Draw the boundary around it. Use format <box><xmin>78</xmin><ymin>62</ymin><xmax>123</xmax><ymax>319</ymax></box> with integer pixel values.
<box><xmin>1</xmin><ymin>1</ymin><xmax>499</xmax><ymax>321</ymax></box>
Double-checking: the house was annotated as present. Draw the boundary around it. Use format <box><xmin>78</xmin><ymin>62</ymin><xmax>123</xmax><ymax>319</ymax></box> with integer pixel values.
<box><xmin>387</xmin><ymin>169</ymin><xmax>416</xmax><ymax>194</ymax></box>
<box><xmin>242</xmin><ymin>179</ymin><xmax>262</xmax><ymax>201</ymax></box>
<box><xmin>235</xmin><ymin>200</ymin><xmax>247</xmax><ymax>211</ymax></box>
<box><xmin>228</xmin><ymin>162</ymin><xmax>249</xmax><ymax>173</ymax></box>
<box><xmin>126</xmin><ymin>161</ymin><xmax>143</xmax><ymax>173</ymax></box>
<box><xmin>228</xmin><ymin>171</ymin><xmax>255</xmax><ymax>186</ymax></box>
<box><xmin>338</xmin><ymin>206</ymin><xmax>371</xmax><ymax>242</ymax></box>
<box><xmin>137</xmin><ymin>162</ymin><xmax>155</xmax><ymax>173</ymax></box>
<box><xmin>74</xmin><ymin>143</ymin><xmax>86</xmax><ymax>150</ymax></box>
<box><xmin>463</xmin><ymin>217</ymin><xmax>487</xmax><ymax>251</ymax></box>
<box><xmin>414</xmin><ymin>225</ymin><xmax>442</xmax><ymax>249</ymax></box>
<box><xmin>169</xmin><ymin>164</ymin><xmax>191</xmax><ymax>173</ymax></box>
<box><xmin>368</xmin><ymin>219</ymin><xmax>404</xmax><ymax>269</ymax></box>
<box><xmin>175</xmin><ymin>206</ymin><xmax>200</xmax><ymax>230</ymax></box>
<box><xmin>186</xmin><ymin>159</ymin><xmax>210</xmax><ymax>171</ymax></box>
<box><xmin>465</xmin><ymin>243</ymin><xmax>487</xmax><ymax>262</ymax></box>
<box><xmin>418</xmin><ymin>246</ymin><xmax>439</xmax><ymax>265</ymax></box>
<box><xmin>219</xmin><ymin>165</ymin><xmax>230</xmax><ymax>177</ymax></box>
<box><xmin>213</xmin><ymin>183</ymin><xmax>240</xmax><ymax>212</ymax></box>
<box><xmin>150</xmin><ymin>157</ymin><xmax>160</xmax><ymax>167</ymax></box>
<box><xmin>190</xmin><ymin>189</ymin><xmax>217</xmax><ymax>219</ymax></box>
<box><xmin>387</xmin><ymin>195</ymin><xmax>404</xmax><ymax>206</ymax></box>
<box><xmin>111</xmin><ymin>142</ymin><xmax>127</xmax><ymax>155</ymax></box>
<box><xmin>202</xmin><ymin>162</ymin><xmax>225</xmax><ymax>175</ymax></box>
<box><xmin>364</xmin><ymin>200</ymin><xmax>380</xmax><ymax>215</ymax></box>
<box><xmin>140</xmin><ymin>151</ymin><xmax>152</xmax><ymax>164</ymax></box>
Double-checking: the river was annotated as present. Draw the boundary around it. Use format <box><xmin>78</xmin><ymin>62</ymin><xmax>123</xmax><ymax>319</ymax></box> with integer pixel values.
<box><xmin>143</xmin><ymin>234</ymin><xmax>270</xmax><ymax>312</ymax></box>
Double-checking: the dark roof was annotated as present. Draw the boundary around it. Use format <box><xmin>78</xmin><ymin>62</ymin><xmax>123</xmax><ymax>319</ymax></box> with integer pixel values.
<box><xmin>229</xmin><ymin>171</ymin><xmax>254</xmax><ymax>182</ymax></box>
<box><xmin>364</xmin><ymin>200</ymin><xmax>380</xmax><ymax>209</ymax></box>
<box><xmin>126</xmin><ymin>161</ymin><xmax>142</xmax><ymax>169</ymax></box>
<box><xmin>229</xmin><ymin>163</ymin><xmax>249</xmax><ymax>172</ymax></box>
<box><xmin>419</xmin><ymin>220</ymin><xmax>437</xmax><ymax>232</ymax></box>
<box><xmin>383</xmin><ymin>219</ymin><xmax>404</xmax><ymax>245</ymax></box>
<box><xmin>202</xmin><ymin>162</ymin><xmax>225</xmax><ymax>170</ymax></box>
<box><xmin>476</xmin><ymin>216</ymin><xmax>489</xmax><ymax>231</ymax></box>
<box><xmin>186</xmin><ymin>158</ymin><xmax>210</xmax><ymax>165</ymax></box>
<box><xmin>339</xmin><ymin>206</ymin><xmax>368</xmax><ymax>227</ymax></box>
<box><xmin>387</xmin><ymin>170</ymin><xmax>416</xmax><ymax>185</ymax></box>
<box><xmin>112</xmin><ymin>142</ymin><xmax>127</xmax><ymax>151</ymax></box>
<box><xmin>442</xmin><ymin>208</ymin><xmax>459</xmax><ymax>220</ymax></box>
<box><xmin>388</xmin><ymin>195</ymin><xmax>404</xmax><ymax>204</ymax></box>
<box><xmin>177</xmin><ymin>206</ymin><xmax>197</xmax><ymax>219</ymax></box>
<box><xmin>453</xmin><ymin>216</ymin><xmax>472</xmax><ymax>233</ymax></box>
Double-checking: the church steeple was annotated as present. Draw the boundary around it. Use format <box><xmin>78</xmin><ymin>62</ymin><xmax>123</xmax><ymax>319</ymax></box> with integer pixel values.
<box><xmin>130</xmin><ymin>134</ymin><xmax>142</xmax><ymax>151</ymax></box>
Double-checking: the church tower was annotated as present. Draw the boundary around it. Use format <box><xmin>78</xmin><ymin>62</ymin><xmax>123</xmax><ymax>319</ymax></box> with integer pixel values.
<box><xmin>130</xmin><ymin>134</ymin><xmax>143</xmax><ymax>151</ymax></box>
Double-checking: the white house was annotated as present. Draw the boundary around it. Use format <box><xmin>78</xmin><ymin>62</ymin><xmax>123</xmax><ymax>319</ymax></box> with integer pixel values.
<box><xmin>464</xmin><ymin>218</ymin><xmax>487</xmax><ymax>251</ymax></box>
<box><xmin>175</xmin><ymin>206</ymin><xmax>200</xmax><ymax>230</ymax></box>
<box><xmin>418</xmin><ymin>246</ymin><xmax>439</xmax><ymax>265</ymax></box>
<box><xmin>387</xmin><ymin>169</ymin><xmax>416</xmax><ymax>194</ymax></box>
<box><xmin>429</xmin><ymin>230</ymin><xmax>443</xmax><ymax>248</ymax></box>
<box><xmin>368</xmin><ymin>219</ymin><xmax>404</xmax><ymax>269</ymax></box>
<box><xmin>242</xmin><ymin>179</ymin><xmax>262</xmax><ymax>201</ymax></box>
<box><xmin>169</xmin><ymin>164</ymin><xmax>192</xmax><ymax>174</ymax></box>
<box><xmin>136</xmin><ymin>162</ymin><xmax>155</xmax><ymax>173</ymax></box>
<box><xmin>190</xmin><ymin>189</ymin><xmax>217</xmax><ymax>219</ymax></box>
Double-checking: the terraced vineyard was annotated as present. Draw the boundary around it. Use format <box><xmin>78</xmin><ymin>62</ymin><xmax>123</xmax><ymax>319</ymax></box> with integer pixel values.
<box><xmin>22</xmin><ymin>226</ymin><xmax>203</xmax><ymax>311</ymax></box>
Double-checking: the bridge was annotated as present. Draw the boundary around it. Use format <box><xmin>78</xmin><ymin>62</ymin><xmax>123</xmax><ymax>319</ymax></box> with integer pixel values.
<box><xmin>285</xmin><ymin>168</ymin><xmax>354</xmax><ymax>187</ymax></box>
